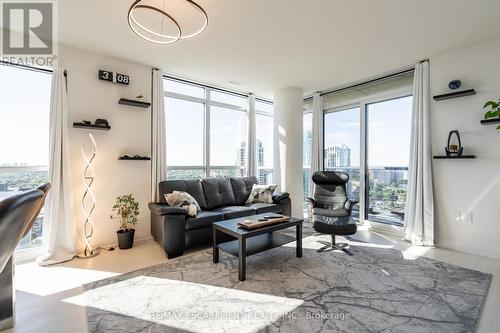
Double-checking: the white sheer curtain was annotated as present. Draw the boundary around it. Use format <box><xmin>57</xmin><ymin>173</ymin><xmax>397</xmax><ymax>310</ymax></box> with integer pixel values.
<box><xmin>310</xmin><ymin>92</ymin><xmax>324</xmax><ymax>195</ymax></box>
<box><xmin>151</xmin><ymin>69</ymin><xmax>167</xmax><ymax>201</ymax></box>
<box><xmin>404</xmin><ymin>61</ymin><xmax>435</xmax><ymax>246</ymax></box>
<box><xmin>246</xmin><ymin>93</ymin><xmax>257</xmax><ymax>177</ymax></box>
<box><xmin>38</xmin><ymin>68</ymin><xmax>76</xmax><ymax>266</ymax></box>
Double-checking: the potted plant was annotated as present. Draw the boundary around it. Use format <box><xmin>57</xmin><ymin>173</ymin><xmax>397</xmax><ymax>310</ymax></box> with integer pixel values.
<box><xmin>111</xmin><ymin>194</ymin><xmax>139</xmax><ymax>249</ymax></box>
<box><xmin>483</xmin><ymin>99</ymin><xmax>500</xmax><ymax>131</ymax></box>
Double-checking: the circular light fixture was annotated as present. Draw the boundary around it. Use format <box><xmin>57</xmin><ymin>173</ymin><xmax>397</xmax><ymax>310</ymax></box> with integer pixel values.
<box><xmin>127</xmin><ymin>0</ymin><xmax>208</xmax><ymax>44</ymax></box>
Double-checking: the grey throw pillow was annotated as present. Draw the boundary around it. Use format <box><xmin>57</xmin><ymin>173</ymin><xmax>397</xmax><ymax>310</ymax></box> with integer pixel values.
<box><xmin>164</xmin><ymin>191</ymin><xmax>200</xmax><ymax>217</ymax></box>
<box><xmin>246</xmin><ymin>184</ymin><xmax>277</xmax><ymax>204</ymax></box>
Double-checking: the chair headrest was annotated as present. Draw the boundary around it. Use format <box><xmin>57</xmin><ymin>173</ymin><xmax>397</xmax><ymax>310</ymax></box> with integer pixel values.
<box><xmin>312</xmin><ymin>171</ymin><xmax>349</xmax><ymax>185</ymax></box>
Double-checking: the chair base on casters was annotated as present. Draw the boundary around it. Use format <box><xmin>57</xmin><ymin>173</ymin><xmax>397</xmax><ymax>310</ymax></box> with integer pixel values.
<box><xmin>317</xmin><ymin>235</ymin><xmax>353</xmax><ymax>256</ymax></box>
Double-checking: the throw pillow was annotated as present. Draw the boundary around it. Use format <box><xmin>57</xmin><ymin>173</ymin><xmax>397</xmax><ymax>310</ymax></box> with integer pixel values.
<box><xmin>172</xmin><ymin>191</ymin><xmax>201</xmax><ymax>211</ymax></box>
<box><xmin>164</xmin><ymin>191</ymin><xmax>199</xmax><ymax>217</ymax></box>
<box><xmin>246</xmin><ymin>184</ymin><xmax>277</xmax><ymax>204</ymax></box>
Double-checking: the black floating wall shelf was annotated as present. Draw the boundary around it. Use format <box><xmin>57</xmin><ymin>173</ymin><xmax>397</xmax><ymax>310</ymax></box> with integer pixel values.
<box><xmin>480</xmin><ymin>118</ymin><xmax>500</xmax><ymax>125</ymax></box>
<box><xmin>118</xmin><ymin>98</ymin><xmax>151</xmax><ymax>108</ymax></box>
<box><xmin>73</xmin><ymin>123</ymin><xmax>111</xmax><ymax>131</ymax></box>
<box><xmin>118</xmin><ymin>156</ymin><xmax>151</xmax><ymax>161</ymax></box>
<box><xmin>433</xmin><ymin>89</ymin><xmax>476</xmax><ymax>101</ymax></box>
<box><xmin>433</xmin><ymin>155</ymin><xmax>477</xmax><ymax>159</ymax></box>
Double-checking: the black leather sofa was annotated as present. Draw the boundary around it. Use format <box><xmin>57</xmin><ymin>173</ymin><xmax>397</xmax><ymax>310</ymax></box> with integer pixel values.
<box><xmin>148</xmin><ymin>176</ymin><xmax>291</xmax><ymax>258</ymax></box>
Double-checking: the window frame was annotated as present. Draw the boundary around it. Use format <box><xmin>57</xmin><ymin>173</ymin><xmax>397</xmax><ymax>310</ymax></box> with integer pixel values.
<box><xmin>255</xmin><ymin>99</ymin><xmax>274</xmax><ymax>184</ymax></box>
<box><xmin>316</xmin><ymin>84</ymin><xmax>413</xmax><ymax>233</ymax></box>
<box><xmin>164</xmin><ymin>77</ymin><xmax>273</xmax><ymax>179</ymax></box>
<box><xmin>0</xmin><ymin>61</ymin><xmax>53</xmax><ymax>260</ymax></box>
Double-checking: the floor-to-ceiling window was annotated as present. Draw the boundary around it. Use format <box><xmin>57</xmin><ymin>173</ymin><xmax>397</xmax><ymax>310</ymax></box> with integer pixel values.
<box><xmin>255</xmin><ymin>100</ymin><xmax>274</xmax><ymax>184</ymax></box>
<box><xmin>317</xmin><ymin>70</ymin><xmax>414</xmax><ymax>227</ymax></box>
<box><xmin>324</xmin><ymin>107</ymin><xmax>361</xmax><ymax>219</ymax></box>
<box><xmin>0</xmin><ymin>63</ymin><xmax>52</xmax><ymax>249</ymax></box>
<box><xmin>302</xmin><ymin>109</ymin><xmax>313</xmax><ymax>211</ymax></box>
<box><xmin>164</xmin><ymin>77</ymin><xmax>273</xmax><ymax>180</ymax></box>
<box><xmin>366</xmin><ymin>96</ymin><xmax>412</xmax><ymax>226</ymax></box>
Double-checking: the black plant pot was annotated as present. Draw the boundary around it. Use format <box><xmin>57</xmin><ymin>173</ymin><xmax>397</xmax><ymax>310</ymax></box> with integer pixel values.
<box><xmin>117</xmin><ymin>228</ymin><xmax>135</xmax><ymax>250</ymax></box>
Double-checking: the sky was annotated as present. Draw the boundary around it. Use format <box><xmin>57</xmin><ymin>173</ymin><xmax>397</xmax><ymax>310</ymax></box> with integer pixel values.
<box><xmin>323</xmin><ymin>96</ymin><xmax>412</xmax><ymax>168</ymax></box>
<box><xmin>0</xmin><ymin>65</ymin><xmax>51</xmax><ymax>166</ymax></box>
<box><xmin>165</xmin><ymin>93</ymin><xmax>273</xmax><ymax>168</ymax></box>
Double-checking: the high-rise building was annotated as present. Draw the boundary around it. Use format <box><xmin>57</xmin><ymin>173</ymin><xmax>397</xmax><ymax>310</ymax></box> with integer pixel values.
<box><xmin>303</xmin><ymin>130</ymin><xmax>312</xmax><ymax>167</ymax></box>
<box><xmin>325</xmin><ymin>144</ymin><xmax>351</xmax><ymax>169</ymax></box>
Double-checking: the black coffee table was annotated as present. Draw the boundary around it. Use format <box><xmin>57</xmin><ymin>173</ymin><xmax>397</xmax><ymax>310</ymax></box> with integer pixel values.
<box><xmin>212</xmin><ymin>213</ymin><xmax>303</xmax><ymax>281</ymax></box>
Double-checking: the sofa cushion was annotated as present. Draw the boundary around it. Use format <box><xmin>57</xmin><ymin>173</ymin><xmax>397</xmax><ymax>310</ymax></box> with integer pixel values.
<box><xmin>247</xmin><ymin>203</ymin><xmax>282</xmax><ymax>214</ymax></box>
<box><xmin>201</xmin><ymin>178</ymin><xmax>237</xmax><ymax>209</ymax></box>
<box><xmin>185</xmin><ymin>211</ymin><xmax>224</xmax><ymax>231</ymax></box>
<box><xmin>211</xmin><ymin>206</ymin><xmax>256</xmax><ymax>219</ymax></box>
<box><xmin>230</xmin><ymin>176</ymin><xmax>258</xmax><ymax>205</ymax></box>
<box><xmin>159</xmin><ymin>180</ymin><xmax>208</xmax><ymax>210</ymax></box>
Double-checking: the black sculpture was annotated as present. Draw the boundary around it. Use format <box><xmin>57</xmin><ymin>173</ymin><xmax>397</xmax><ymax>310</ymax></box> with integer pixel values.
<box><xmin>445</xmin><ymin>130</ymin><xmax>464</xmax><ymax>157</ymax></box>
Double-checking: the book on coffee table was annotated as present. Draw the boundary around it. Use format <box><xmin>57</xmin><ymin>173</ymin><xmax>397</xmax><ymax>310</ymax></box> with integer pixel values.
<box><xmin>238</xmin><ymin>216</ymin><xmax>290</xmax><ymax>229</ymax></box>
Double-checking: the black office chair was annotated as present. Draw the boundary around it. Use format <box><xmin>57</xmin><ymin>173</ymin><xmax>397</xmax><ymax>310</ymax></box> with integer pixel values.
<box><xmin>0</xmin><ymin>184</ymin><xmax>50</xmax><ymax>330</ymax></box>
<box><xmin>307</xmin><ymin>171</ymin><xmax>358</xmax><ymax>255</ymax></box>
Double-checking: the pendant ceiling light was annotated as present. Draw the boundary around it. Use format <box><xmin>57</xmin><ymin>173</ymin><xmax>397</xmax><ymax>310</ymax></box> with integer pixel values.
<box><xmin>127</xmin><ymin>0</ymin><xmax>208</xmax><ymax>44</ymax></box>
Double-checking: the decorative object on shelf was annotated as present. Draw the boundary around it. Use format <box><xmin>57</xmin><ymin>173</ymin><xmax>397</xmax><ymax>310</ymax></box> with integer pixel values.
<box><xmin>445</xmin><ymin>130</ymin><xmax>463</xmax><ymax>157</ymax></box>
<box><xmin>77</xmin><ymin>133</ymin><xmax>99</xmax><ymax>259</ymax></box>
<box><xmin>433</xmin><ymin>89</ymin><xmax>476</xmax><ymax>101</ymax></box>
<box><xmin>127</xmin><ymin>0</ymin><xmax>208</xmax><ymax>45</ymax></box>
<box><xmin>73</xmin><ymin>118</ymin><xmax>111</xmax><ymax>130</ymax></box>
<box><xmin>118</xmin><ymin>98</ymin><xmax>151</xmax><ymax>108</ymax></box>
<box><xmin>433</xmin><ymin>130</ymin><xmax>477</xmax><ymax>159</ymax></box>
<box><xmin>118</xmin><ymin>155</ymin><xmax>151</xmax><ymax>161</ymax></box>
<box><xmin>111</xmin><ymin>194</ymin><xmax>140</xmax><ymax>250</ymax></box>
<box><xmin>448</xmin><ymin>79</ymin><xmax>462</xmax><ymax>90</ymax></box>
<box><xmin>482</xmin><ymin>99</ymin><xmax>500</xmax><ymax>131</ymax></box>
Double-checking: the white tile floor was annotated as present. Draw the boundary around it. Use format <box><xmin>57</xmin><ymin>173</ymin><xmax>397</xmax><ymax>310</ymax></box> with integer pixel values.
<box><xmin>3</xmin><ymin>232</ymin><xmax>500</xmax><ymax>333</ymax></box>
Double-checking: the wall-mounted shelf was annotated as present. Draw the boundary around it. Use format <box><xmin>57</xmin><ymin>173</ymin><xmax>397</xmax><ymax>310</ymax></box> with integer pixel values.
<box><xmin>480</xmin><ymin>118</ymin><xmax>500</xmax><ymax>125</ymax></box>
<box><xmin>118</xmin><ymin>98</ymin><xmax>151</xmax><ymax>108</ymax></box>
<box><xmin>118</xmin><ymin>156</ymin><xmax>151</xmax><ymax>161</ymax></box>
<box><xmin>433</xmin><ymin>155</ymin><xmax>477</xmax><ymax>159</ymax></box>
<box><xmin>73</xmin><ymin>123</ymin><xmax>111</xmax><ymax>131</ymax></box>
<box><xmin>433</xmin><ymin>89</ymin><xmax>476</xmax><ymax>101</ymax></box>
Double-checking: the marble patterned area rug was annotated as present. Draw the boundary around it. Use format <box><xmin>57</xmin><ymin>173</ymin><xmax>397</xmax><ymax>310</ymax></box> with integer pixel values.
<box><xmin>82</xmin><ymin>235</ymin><xmax>491</xmax><ymax>333</ymax></box>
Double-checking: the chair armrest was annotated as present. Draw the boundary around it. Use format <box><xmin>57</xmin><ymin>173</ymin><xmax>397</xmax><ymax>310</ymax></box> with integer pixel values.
<box><xmin>272</xmin><ymin>192</ymin><xmax>290</xmax><ymax>203</ymax></box>
<box><xmin>306</xmin><ymin>197</ymin><xmax>317</xmax><ymax>208</ymax></box>
<box><xmin>345</xmin><ymin>200</ymin><xmax>358</xmax><ymax>210</ymax></box>
<box><xmin>148</xmin><ymin>202</ymin><xmax>186</xmax><ymax>216</ymax></box>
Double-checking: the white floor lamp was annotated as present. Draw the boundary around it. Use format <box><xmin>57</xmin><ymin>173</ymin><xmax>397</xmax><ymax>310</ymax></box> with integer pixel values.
<box><xmin>77</xmin><ymin>133</ymin><xmax>99</xmax><ymax>258</ymax></box>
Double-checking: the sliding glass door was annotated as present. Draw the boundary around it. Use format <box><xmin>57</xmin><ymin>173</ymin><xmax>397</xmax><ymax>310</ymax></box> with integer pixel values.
<box><xmin>324</xmin><ymin>107</ymin><xmax>361</xmax><ymax>219</ymax></box>
<box><xmin>319</xmin><ymin>71</ymin><xmax>414</xmax><ymax>227</ymax></box>
<box><xmin>365</xmin><ymin>96</ymin><xmax>412</xmax><ymax>226</ymax></box>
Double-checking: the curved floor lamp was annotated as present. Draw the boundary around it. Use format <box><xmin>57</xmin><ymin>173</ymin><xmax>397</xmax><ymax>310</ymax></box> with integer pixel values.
<box><xmin>77</xmin><ymin>133</ymin><xmax>99</xmax><ymax>258</ymax></box>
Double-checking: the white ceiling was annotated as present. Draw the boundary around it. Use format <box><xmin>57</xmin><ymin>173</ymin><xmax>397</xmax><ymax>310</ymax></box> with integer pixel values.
<box><xmin>59</xmin><ymin>0</ymin><xmax>500</xmax><ymax>98</ymax></box>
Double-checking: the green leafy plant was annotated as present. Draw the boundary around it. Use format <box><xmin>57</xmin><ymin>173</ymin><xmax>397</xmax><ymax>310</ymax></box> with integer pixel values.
<box><xmin>111</xmin><ymin>194</ymin><xmax>140</xmax><ymax>230</ymax></box>
<box><xmin>483</xmin><ymin>99</ymin><xmax>500</xmax><ymax>131</ymax></box>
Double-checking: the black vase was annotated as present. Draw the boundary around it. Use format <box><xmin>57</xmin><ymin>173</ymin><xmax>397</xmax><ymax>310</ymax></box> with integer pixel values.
<box><xmin>117</xmin><ymin>228</ymin><xmax>135</xmax><ymax>250</ymax></box>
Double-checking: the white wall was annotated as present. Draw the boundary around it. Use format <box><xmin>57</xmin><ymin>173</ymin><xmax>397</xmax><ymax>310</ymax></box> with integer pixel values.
<box><xmin>59</xmin><ymin>45</ymin><xmax>152</xmax><ymax>250</ymax></box>
<box><xmin>430</xmin><ymin>38</ymin><xmax>500</xmax><ymax>260</ymax></box>
<box><xmin>273</xmin><ymin>87</ymin><xmax>304</xmax><ymax>217</ymax></box>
